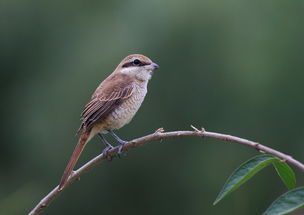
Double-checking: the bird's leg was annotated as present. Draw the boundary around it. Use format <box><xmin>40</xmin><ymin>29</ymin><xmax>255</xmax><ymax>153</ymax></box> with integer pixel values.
<box><xmin>108</xmin><ymin>130</ymin><xmax>128</xmax><ymax>144</ymax></box>
<box><xmin>98</xmin><ymin>133</ymin><xmax>114</xmax><ymax>160</ymax></box>
<box><xmin>108</xmin><ymin>130</ymin><xmax>128</xmax><ymax>154</ymax></box>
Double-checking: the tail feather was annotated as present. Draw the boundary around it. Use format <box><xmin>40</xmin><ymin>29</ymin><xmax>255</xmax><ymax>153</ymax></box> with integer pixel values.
<box><xmin>58</xmin><ymin>131</ymin><xmax>90</xmax><ymax>190</ymax></box>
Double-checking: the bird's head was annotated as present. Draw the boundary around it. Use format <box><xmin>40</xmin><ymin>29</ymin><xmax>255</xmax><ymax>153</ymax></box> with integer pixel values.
<box><xmin>117</xmin><ymin>54</ymin><xmax>159</xmax><ymax>81</ymax></box>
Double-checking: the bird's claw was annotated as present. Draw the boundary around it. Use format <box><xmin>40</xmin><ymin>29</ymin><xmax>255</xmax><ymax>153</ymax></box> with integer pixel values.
<box><xmin>118</xmin><ymin>141</ymin><xmax>128</xmax><ymax>156</ymax></box>
<box><xmin>102</xmin><ymin>145</ymin><xmax>115</xmax><ymax>161</ymax></box>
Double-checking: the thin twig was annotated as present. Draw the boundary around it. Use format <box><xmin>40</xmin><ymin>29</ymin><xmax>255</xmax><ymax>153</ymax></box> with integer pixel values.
<box><xmin>28</xmin><ymin>128</ymin><xmax>304</xmax><ymax>215</ymax></box>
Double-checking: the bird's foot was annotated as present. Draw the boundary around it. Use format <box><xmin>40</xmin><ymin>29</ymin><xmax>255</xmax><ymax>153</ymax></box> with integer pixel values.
<box><xmin>107</xmin><ymin>130</ymin><xmax>128</xmax><ymax>156</ymax></box>
<box><xmin>102</xmin><ymin>145</ymin><xmax>115</xmax><ymax>161</ymax></box>
<box><xmin>118</xmin><ymin>141</ymin><xmax>128</xmax><ymax>155</ymax></box>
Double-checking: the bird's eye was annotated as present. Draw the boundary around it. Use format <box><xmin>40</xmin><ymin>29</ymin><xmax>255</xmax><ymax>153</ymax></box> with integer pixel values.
<box><xmin>133</xmin><ymin>59</ymin><xmax>141</xmax><ymax>65</ymax></box>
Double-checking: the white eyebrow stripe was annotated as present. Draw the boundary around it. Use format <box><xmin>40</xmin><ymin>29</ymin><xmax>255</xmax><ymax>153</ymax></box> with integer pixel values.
<box><xmin>129</xmin><ymin>57</ymin><xmax>138</xmax><ymax>62</ymax></box>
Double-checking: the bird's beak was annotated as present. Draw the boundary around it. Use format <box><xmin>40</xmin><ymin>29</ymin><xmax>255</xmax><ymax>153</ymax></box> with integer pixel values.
<box><xmin>144</xmin><ymin>62</ymin><xmax>159</xmax><ymax>70</ymax></box>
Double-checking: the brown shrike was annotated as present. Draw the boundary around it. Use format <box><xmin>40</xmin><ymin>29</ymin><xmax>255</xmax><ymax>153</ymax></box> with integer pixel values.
<box><xmin>58</xmin><ymin>54</ymin><xmax>159</xmax><ymax>190</ymax></box>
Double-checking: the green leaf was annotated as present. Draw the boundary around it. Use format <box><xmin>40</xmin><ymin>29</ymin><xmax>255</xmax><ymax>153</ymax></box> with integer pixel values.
<box><xmin>213</xmin><ymin>154</ymin><xmax>278</xmax><ymax>205</ymax></box>
<box><xmin>263</xmin><ymin>187</ymin><xmax>304</xmax><ymax>215</ymax></box>
<box><xmin>273</xmin><ymin>161</ymin><xmax>296</xmax><ymax>190</ymax></box>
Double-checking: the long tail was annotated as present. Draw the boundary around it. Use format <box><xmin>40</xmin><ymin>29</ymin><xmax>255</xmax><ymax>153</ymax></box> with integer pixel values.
<box><xmin>58</xmin><ymin>131</ymin><xmax>90</xmax><ymax>190</ymax></box>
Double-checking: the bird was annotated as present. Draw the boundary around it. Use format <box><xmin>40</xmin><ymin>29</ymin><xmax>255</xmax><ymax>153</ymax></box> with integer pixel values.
<box><xmin>58</xmin><ymin>54</ymin><xmax>159</xmax><ymax>190</ymax></box>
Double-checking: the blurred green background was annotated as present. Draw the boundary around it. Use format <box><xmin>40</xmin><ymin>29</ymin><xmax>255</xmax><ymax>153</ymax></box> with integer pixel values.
<box><xmin>1</xmin><ymin>0</ymin><xmax>304</xmax><ymax>214</ymax></box>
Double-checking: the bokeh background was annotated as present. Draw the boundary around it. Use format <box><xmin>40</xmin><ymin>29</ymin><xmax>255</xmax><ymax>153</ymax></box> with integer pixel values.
<box><xmin>1</xmin><ymin>0</ymin><xmax>304</xmax><ymax>214</ymax></box>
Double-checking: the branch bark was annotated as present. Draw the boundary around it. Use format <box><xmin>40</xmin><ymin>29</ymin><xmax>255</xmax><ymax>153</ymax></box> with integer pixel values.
<box><xmin>28</xmin><ymin>127</ymin><xmax>304</xmax><ymax>215</ymax></box>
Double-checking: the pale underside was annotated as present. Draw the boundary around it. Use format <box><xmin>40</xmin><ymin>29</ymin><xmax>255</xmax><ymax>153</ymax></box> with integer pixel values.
<box><xmin>88</xmin><ymin>80</ymin><xmax>148</xmax><ymax>141</ymax></box>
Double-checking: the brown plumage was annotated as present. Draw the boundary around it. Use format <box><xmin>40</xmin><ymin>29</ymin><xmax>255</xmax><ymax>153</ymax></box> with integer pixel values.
<box><xmin>59</xmin><ymin>54</ymin><xmax>159</xmax><ymax>190</ymax></box>
<box><xmin>79</xmin><ymin>74</ymin><xmax>134</xmax><ymax>132</ymax></box>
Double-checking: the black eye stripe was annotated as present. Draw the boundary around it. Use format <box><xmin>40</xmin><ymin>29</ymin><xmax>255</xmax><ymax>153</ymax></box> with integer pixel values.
<box><xmin>122</xmin><ymin>62</ymin><xmax>134</xmax><ymax>67</ymax></box>
<box><xmin>133</xmin><ymin>59</ymin><xmax>140</xmax><ymax>65</ymax></box>
<box><xmin>122</xmin><ymin>60</ymin><xmax>149</xmax><ymax>68</ymax></box>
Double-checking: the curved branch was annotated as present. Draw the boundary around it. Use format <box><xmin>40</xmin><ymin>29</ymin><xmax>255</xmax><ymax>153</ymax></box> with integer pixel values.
<box><xmin>28</xmin><ymin>127</ymin><xmax>304</xmax><ymax>215</ymax></box>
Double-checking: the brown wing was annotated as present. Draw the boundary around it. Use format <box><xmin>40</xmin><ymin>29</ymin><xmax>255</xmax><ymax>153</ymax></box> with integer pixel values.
<box><xmin>78</xmin><ymin>74</ymin><xmax>133</xmax><ymax>133</ymax></box>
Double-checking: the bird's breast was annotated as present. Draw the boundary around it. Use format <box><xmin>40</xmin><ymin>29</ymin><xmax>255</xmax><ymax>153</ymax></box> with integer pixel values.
<box><xmin>103</xmin><ymin>81</ymin><xmax>148</xmax><ymax>130</ymax></box>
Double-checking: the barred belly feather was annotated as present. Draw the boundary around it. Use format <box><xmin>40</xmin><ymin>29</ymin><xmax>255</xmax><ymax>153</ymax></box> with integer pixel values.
<box><xmin>91</xmin><ymin>81</ymin><xmax>148</xmax><ymax>136</ymax></box>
